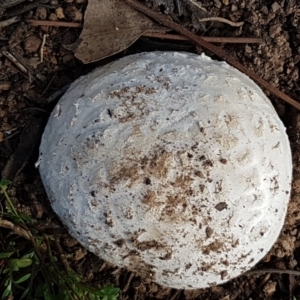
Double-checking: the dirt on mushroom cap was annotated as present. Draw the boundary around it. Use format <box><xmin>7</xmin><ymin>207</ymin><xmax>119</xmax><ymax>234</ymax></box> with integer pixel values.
<box><xmin>38</xmin><ymin>52</ymin><xmax>292</xmax><ymax>289</ymax></box>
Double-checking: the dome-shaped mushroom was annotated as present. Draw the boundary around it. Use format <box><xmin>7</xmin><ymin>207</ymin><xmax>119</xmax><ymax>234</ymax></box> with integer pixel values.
<box><xmin>38</xmin><ymin>52</ymin><xmax>292</xmax><ymax>289</ymax></box>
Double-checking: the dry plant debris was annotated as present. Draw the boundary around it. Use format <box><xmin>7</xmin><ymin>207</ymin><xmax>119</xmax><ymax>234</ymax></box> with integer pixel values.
<box><xmin>69</xmin><ymin>0</ymin><xmax>168</xmax><ymax>63</ymax></box>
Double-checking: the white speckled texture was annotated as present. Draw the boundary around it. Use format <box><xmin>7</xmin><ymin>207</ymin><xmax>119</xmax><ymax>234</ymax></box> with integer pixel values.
<box><xmin>39</xmin><ymin>52</ymin><xmax>292</xmax><ymax>289</ymax></box>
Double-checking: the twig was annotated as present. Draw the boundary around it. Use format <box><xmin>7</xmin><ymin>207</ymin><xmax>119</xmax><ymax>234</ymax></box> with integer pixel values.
<box><xmin>40</xmin><ymin>34</ymin><xmax>48</xmax><ymax>63</ymax></box>
<box><xmin>0</xmin><ymin>219</ymin><xmax>32</xmax><ymax>240</ymax></box>
<box><xmin>26</xmin><ymin>19</ymin><xmax>82</xmax><ymax>28</ymax></box>
<box><xmin>53</xmin><ymin>238</ymin><xmax>71</xmax><ymax>272</ymax></box>
<box><xmin>44</xmin><ymin>236</ymin><xmax>82</xmax><ymax>300</ymax></box>
<box><xmin>0</xmin><ymin>0</ymin><xmax>26</xmax><ymax>9</ymax></box>
<box><xmin>246</xmin><ymin>268</ymin><xmax>300</xmax><ymax>276</ymax></box>
<box><xmin>142</xmin><ymin>32</ymin><xmax>264</xmax><ymax>44</ymax></box>
<box><xmin>0</xmin><ymin>16</ymin><xmax>20</xmax><ymax>28</ymax></box>
<box><xmin>2</xmin><ymin>130</ymin><xmax>21</xmax><ymax>142</ymax></box>
<box><xmin>2</xmin><ymin>50</ymin><xmax>28</xmax><ymax>74</ymax></box>
<box><xmin>42</xmin><ymin>72</ymin><xmax>56</xmax><ymax>95</ymax></box>
<box><xmin>197</xmin><ymin>16</ymin><xmax>244</xmax><ymax>27</ymax></box>
<box><xmin>123</xmin><ymin>272</ymin><xmax>135</xmax><ymax>292</ymax></box>
<box><xmin>188</xmin><ymin>0</ymin><xmax>207</xmax><ymax>12</ymax></box>
<box><xmin>124</xmin><ymin>0</ymin><xmax>300</xmax><ymax>111</ymax></box>
<box><xmin>25</xmin><ymin>18</ymin><xmax>261</xmax><ymax>44</ymax></box>
<box><xmin>244</xmin><ymin>273</ymin><xmax>271</xmax><ymax>299</ymax></box>
<box><xmin>169</xmin><ymin>290</ymin><xmax>182</xmax><ymax>300</ymax></box>
<box><xmin>6</xmin><ymin>2</ymin><xmax>40</xmax><ymax>17</ymax></box>
<box><xmin>98</xmin><ymin>262</ymin><xmax>107</xmax><ymax>273</ymax></box>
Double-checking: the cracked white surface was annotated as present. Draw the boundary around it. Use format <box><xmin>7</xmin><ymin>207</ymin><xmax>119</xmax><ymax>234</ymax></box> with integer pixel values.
<box><xmin>39</xmin><ymin>52</ymin><xmax>292</xmax><ymax>289</ymax></box>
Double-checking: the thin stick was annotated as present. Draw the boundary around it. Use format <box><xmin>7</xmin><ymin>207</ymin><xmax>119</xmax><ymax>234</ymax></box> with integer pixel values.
<box><xmin>7</xmin><ymin>2</ymin><xmax>38</xmax><ymax>17</ymax></box>
<box><xmin>27</xmin><ymin>19</ymin><xmax>82</xmax><ymax>28</ymax></box>
<box><xmin>123</xmin><ymin>272</ymin><xmax>135</xmax><ymax>292</ymax></box>
<box><xmin>197</xmin><ymin>16</ymin><xmax>244</xmax><ymax>27</ymax></box>
<box><xmin>40</xmin><ymin>34</ymin><xmax>48</xmax><ymax>63</ymax></box>
<box><xmin>42</xmin><ymin>72</ymin><xmax>56</xmax><ymax>95</ymax></box>
<box><xmin>143</xmin><ymin>32</ymin><xmax>264</xmax><ymax>44</ymax></box>
<box><xmin>188</xmin><ymin>0</ymin><xmax>207</xmax><ymax>12</ymax></box>
<box><xmin>2</xmin><ymin>50</ymin><xmax>28</xmax><ymax>74</ymax></box>
<box><xmin>0</xmin><ymin>0</ymin><xmax>26</xmax><ymax>9</ymax></box>
<box><xmin>0</xmin><ymin>16</ymin><xmax>20</xmax><ymax>28</ymax></box>
<box><xmin>53</xmin><ymin>238</ymin><xmax>71</xmax><ymax>272</ymax></box>
<box><xmin>246</xmin><ymin>268</ymin><xmax>300</xmax><ymax>277</ymax></box>
<box><xmin>124</xmin><ymin>0</ymin><xmax>300</xmax><ymax>111</ymax></box>
<box><xmin>169</xmin><ymin>290</ymin><xmax>182</xmax><ymax>300</ymax></box>
<box><xmin>26</xmin><ymin>18</ymin><xmax>262</xmax><ymax>44</ymax></box>
<box><xmin>0</xmin><ymin>219</ymin><xmax>32</xmax><ymax>240</ymax></box>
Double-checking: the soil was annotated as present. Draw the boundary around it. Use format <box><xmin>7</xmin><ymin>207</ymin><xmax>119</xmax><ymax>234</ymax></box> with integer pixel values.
<box><xmin>0</xmin><ymin>0</ymin><xmax>300</xmax><ymax>299</ymax></box>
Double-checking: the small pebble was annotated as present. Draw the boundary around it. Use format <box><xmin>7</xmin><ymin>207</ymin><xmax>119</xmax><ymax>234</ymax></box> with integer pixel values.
<box><xmin>247</xmin><ymin>11</ymin><xmax>259</xmax><ymax>24</ymax></box>
<box><xmin>55</xmin><ymin>7</ymin><xmax>65</xmax><ymax>19</ymax></box>
<box><xmin>231</xmin><ymin>4</ymin><xmax>238</xmax><ymax>12</ymax></box>
<box><xmin>269</xmin><ymin>24</ymin><xmax>282</xmax><ymax>38</ymax></box>
<box><xmin>73</xmin><ymin>247</ymin><xmax>87</xmax><ymax>260</ymax></box>
<box><xmin>64</xmin><ymin>5</ymin><xmax>82</xmax><ymax>21</ymax></box>
<box><xmin>50</xmin><ymin>56</ymin><xmax>58</xmax><ymax>64</ymax></box>
<box><xmin>40</xmin><ymin>26</ymin><xmax>49</xmax><ymax>33</ymax></box>
<box><xmin>23</xmin><ymin>36</ymin><xmax>42</xmax><ymax>53</ymax></box>
<box><xmin>1</xmin><ymin>123</ymin><xmax>12</xmax><ymax>131</ymax></box>
<box><xmin>263</xmin><ymin>281</ymin><xmax>276</xmax><ymax>296</ymax></box>
<box><xmin>35</xmin><ymin>7</ymin><xmax>47</xmax><ymax>20</ymax></box>
<box><xmin>49</xmin><ymin>13</ymin><xmax>58</xmax><ymax>21</ymax></box>
<box><xmin>36</xmin><ymin>74</ymin><xmax>47</xmax><ymax>82</ymax></box>
<box><xmin>63</xmin><ymin>236</ymin><xmax>79</xmax><ymax>247</ymax></box>
<box><xmin>261</xmin><ymin>6</ymin><xmax>269</xmax><ymax>14</ymax></box>
<box><xmin>271</xmin><ymin>2</ymin><xmax>281</xmax><ymax>13</ymax></box>
<box><xmin>288</xmin><ymin>258</ymin><xmax>298</xmax><ymax>269</ymax></box>
<box><xmin>245</xmin><ymin>45</ymin><xmax>252</xmax><ymax>54</ymax></box>
<box><xmin>62</xmin><ymin>54</ymin><xmax>74</xmax><ymax>64</ymax></box>
<box><xmin>30</xmin><ymin>201</ymin><xmax>44</xmax><ymax>219</ymax></box>
<box><xmin>149</xmin><ymin>283</ymin><xmax>158</xmax><ymax>293</ymax></box>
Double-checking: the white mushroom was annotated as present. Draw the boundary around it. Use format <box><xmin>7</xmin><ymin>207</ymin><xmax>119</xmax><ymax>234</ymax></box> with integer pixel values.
<box><xmin>38</xmin><ymin>52</ymin><xmax>292</xmax><ymax>289</ymax></box>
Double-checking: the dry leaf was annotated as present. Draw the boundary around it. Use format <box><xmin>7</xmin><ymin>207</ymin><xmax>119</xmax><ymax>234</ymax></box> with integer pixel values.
<box><xmin>69</xmin><ymin>0</ymin><xmax>167</xmax><ymax>63</ymax></box>
<box><xmin>289</xmin><ymin>274</ymin><xmax>299</xmax><ymax>298</ymax></box>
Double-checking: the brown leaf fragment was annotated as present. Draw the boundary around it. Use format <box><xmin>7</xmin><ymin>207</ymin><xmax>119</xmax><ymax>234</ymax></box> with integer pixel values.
<box><xmin>215</xmin><ymin>202</ymin><xmax>228</xmax><ymax>211</ymax></box>
<box><xmin>70</xmin><ymin>0</ymin><xmax>167</xmax><ymax>63</ymax></box>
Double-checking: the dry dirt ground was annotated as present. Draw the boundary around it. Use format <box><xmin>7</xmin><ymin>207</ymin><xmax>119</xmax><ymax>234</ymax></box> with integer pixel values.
<box><xmin>0</xmin><ymin>0</ymin><xmax>300</xmax><ymax>299</ymax></box>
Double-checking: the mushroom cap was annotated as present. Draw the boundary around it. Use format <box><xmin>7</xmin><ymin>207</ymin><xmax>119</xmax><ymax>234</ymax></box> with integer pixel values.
<box><xmin>39</xmin><ymin>52</ymin><xmax>292</xmax><ymax>289</ymax></box>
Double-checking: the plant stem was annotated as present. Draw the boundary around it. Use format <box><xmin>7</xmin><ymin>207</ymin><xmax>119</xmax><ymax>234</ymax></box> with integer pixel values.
<box><xmin>0</xmin><ymin>186</ymin><xmax>19</xmax><ymax>217</ymax></box>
